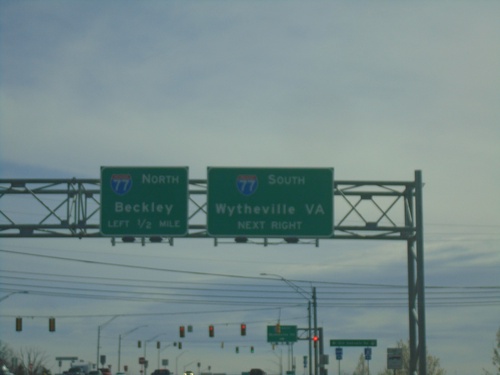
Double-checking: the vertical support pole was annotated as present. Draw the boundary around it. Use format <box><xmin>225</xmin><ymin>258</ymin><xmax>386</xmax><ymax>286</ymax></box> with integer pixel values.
<box><xmin>313</xmin><ymin>287</ymin><xmax>318</xmax><ymax>375</ymax></box>
<box><xmin>118</xmin><ymin>334</ymin><xmax>122</xmax><ymax>372</ymax></box>
<box><xmin>406</xmin><ymin>176</ymin><xmax>418</xmax><ymax>375</ymax></box>
<box><xmin>319</xmin><ymin>327</ymin><xmax>324</xmax><ymax>375</ymax></box>
<box><xmin>97</xmin><ymin>325</ymin><xmax>101</xmax><ymax>369</ymax></box>
<box><xmin>407</xmin><ymin>238</ymin><xmax>418</xmax><ymax>375</ymax></box>
<box><xmin>415</xmin><ymin>170</ymin><xmax>427</xmax><ymax>375</ymax></box>
<box><xmin>308</xmin><ymin>302</ymin><xmax>313</xmax><ymax>375</ymax></box>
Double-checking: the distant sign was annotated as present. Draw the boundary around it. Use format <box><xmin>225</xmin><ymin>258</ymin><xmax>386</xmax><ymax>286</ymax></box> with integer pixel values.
<box><xmin>335</xmin><ymin>348</ymin><xmax>343</xmax><ymax>360</ymax></box>
<box><xmin>387</xmin><ymin>348</ymin><xmax>403</xmax><ymax>369</ymax></box>
<box><xmin>364</xmin><ymin>348</ymin><xmax>372</xmax><ymax>360</ymax></box>
<box><xmin>100</xmin><ymin>167</ymin><xmax>189</xmax><ymax>236</ymax></box>
<box><xmin>267</xmin><ymin>325</ymin><xmax>298</xmax><ymax>343</ymax></box>
<box><xmin>207</xmin><ymin>167</ymin><xmax>334</xmax><ymax>237</ymax></box>
<box><xmin>330</xmin><ymin>339</ymin><xmax>377</xmax><ymax>347</ymax></box>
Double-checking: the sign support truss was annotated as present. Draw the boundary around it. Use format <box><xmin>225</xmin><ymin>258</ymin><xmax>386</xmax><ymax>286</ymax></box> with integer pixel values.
<box><xmin>0</xmin><ymin>171</ymin><xmax>425</xmax><ymax>375</ymax></box>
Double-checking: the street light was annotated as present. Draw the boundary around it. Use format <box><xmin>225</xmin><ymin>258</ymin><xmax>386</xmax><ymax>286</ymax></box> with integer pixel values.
<box><xmin>0</xmin><ymin>291</ymin><xmax>28</xmax><ymax>303</ymax></box>
<box><xmin>118</xmin><ymin>325</ymin><xmax>148</xmax><ymax>371</ymax></box>
<box><xmin>158</xmin><ymin>344</ymin><xmax>172</xmax><ymax>370</ymax></box>
<box><xmin>144</xmin><ymin>333</ymin><xmax>168</xmax><ymax>370</ymax></box>
<box><xmin>97</xmin><ymin>316</ymin><xmax>118</xmax><ymax>368</ymax></box>
<box><xmin>260</xmin><ymin>273</ymin><xmax>318</xmax><ymax>375</ymax></box>
<box><xmin>175</xmin><ymin>351</ymin><xmax>188</xmax><ymax>375</ymax></box>
<box><xmin>268</xmin><ymin>348</ymin><xmax>284</xmax><ymax>375</ymax></box>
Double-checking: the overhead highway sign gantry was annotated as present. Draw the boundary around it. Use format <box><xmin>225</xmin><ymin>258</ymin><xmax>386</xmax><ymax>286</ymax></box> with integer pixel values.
<box><xmin>0</xmin><ymin>169</ymin><xmax>426</xmax><ymax>375</ymax></box>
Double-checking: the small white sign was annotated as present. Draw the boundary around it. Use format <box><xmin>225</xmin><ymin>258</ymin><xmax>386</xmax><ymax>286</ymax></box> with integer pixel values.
<box><xmin>387</xmin><ymin>348</ymin><xmax>403</xmax><ymax>370</ymax></box>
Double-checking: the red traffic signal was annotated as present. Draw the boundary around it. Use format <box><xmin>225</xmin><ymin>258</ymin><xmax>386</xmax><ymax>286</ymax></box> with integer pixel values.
<box><xmin>180</xmin><ymin>325</ymin><xmax>185</xmax><ymax>338</ymax></box>
<box><xmin>240</xmin><ymin>323</ymin><xmax>246</xmax><ymax>336</ymax></box>
<box><xmin>209</xmin><ymin>325</ymin><xmax>214</xmax><ymax>337</ymax></box>
<box><xmin>312</xmin><ymin>335</ymin><xmax>319</xmax><ymax>346</ymax></box>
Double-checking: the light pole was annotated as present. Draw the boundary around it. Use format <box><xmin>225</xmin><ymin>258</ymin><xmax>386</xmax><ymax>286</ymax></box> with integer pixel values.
<box><xmin>97</xmin><ymin>316</ymin><xmax>118</xmax><ymax>369</ymax></box>
<box><xmin>268</xmin><ymin>348</ymin><xmax>284</xmax><ymax>375</ymax></box>
<box><xmin>175</xmin><ymin>351</ymin><xmax>187</xmax><ymax>375</ymax></box>
<box><xmin>260</xmin><ymin>273</ymin><xmax>318</xmax><ymax>375</ymax></box>
<box><xmin>144</xmin><ymin>333</ymin><xmax>168</xmax><ymax>371</ymax></box>
<box><xmin>118</xmin><ymin>325</ymin><xmax>148</xmax><ymax>372</ymax></box>
<box><xmin>158</xmin><ymin>344</ymin><xmax>172</xmax><ymax>370</ymax></box>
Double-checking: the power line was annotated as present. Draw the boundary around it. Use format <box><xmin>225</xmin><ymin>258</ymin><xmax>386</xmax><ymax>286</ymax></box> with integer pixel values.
<box><xmin>1</xmin><ymin>248</ymin><xmax>498</xmax><ymax>312</ymax></box>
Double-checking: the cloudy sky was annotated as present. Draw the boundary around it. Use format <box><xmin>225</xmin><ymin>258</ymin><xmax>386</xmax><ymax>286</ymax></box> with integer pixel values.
<box><xmin>1</xmin><ymin>2</ymin><xmax>499</xmax><ymax>375</ymax></box>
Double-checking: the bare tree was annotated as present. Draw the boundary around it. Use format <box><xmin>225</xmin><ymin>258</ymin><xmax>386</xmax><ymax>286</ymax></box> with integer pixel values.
<box><xmin>483</xmin><ymin>327</ymin><xmax>500</xmax><ymax>375</ymax></box>
<box><xmin>17</xmin><ymin>347</ymin><xmax>50</xmax><ymax>375</ymax></box>
<box><xmin>353</xmin><ymin>353</ymin><xmax>370</xmax><ymax>375</ymax></box>
<box><xmin>0</xmin><ymin>341</ymin><xmax>16</xmax><ymax>372</ymax></box>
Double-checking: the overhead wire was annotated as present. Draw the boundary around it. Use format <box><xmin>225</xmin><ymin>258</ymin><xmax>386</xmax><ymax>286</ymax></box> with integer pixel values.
<box><xmin>0</xmin><ymin>247</ymin><xmax>499</xmax><ymax>315</ymax></box>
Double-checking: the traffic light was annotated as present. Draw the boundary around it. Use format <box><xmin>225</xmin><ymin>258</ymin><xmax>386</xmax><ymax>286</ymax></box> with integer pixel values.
<box><xmin>157</xmin><ymin>341</ymin><xmax>160</xmax><ymax>349</ymax></box>
<box><xmin>180</xmin><ymin>325</ymin><xmax>185</xmax><ymax>338</ymax></box>
<box><xmin>138</xmin><ymin>340</ymin><xmax>142</xmax><ymax>348</ymax></box>
<box><xmin>209</xmin><ymin>325</ymin><xmax>214</xmax><ymax>337</ymax></box>
<box><xmin>250</xmin><ymin>346</ymin><xmax>254</xmax><ymax>353</ymax></box>
<box><xmin>235</xmin><ymin>346</ymin><xmax>239</xmax><ymax>353</ymax></box>
<box><xmin>240</xmin><ymin>323</ymin><xmax>246</xmax><ymax>336</ymax></box>
<box><xmin>49</xmin><ymin>317</ymin><xmax>56</xmax><ymax>332</ymax></box>
<box><xmin>312</xmin><ymin>336</ymin><xmax>319</xmax><ymax>347</ymax></box>
<box><xmin>15</xmin><ymin>317</ymin><xmax>22</xmax><ymax>331</ymax></box>
<box><xmin>275</xmin><ymin>323</ymin><xmax>281</xmax><ymax>334</ymax></box>
<box><xmin>178</xmin><ymin>342</ymin><xmax>182</xmax><ymax>349</ymax></box>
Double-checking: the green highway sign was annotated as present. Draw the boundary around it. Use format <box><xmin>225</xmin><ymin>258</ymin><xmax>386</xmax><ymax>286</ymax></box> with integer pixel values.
<box><xmin>330</xmin><ymin>339</ymin><xmax>377</xmax><ymax>347</ymax></box>
<box><xmin>100</xmin><ymin>167</ymin><xmax>189</xmax><ymax>236</ymax></box>
<box><xmin>207</xmin><ymin>167</ymin><xmax>334</xmax><ymax>237</ymax></box>
<box><xmin>267</xmin><ymin>325</ymin><xmax>298</xmax><ymax>343</ymax></box>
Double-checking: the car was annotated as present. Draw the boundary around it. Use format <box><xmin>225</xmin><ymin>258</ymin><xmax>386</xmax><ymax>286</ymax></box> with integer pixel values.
<box><xmin>89</xmin><ymin>371</ymin><xmax>103</xmax><ymax>375</ymax></box>
<box><xmin>249</xmin><ymin>369</ymin><xmax>266</xmax><ymax>375</ymax></box>
<box><xmin>100</xmin><ymin>369</ymin><xmax>112</xmax><ymax>375</ymax></box>
<box><xmin>152</xmin><ymin>370</ymin><xmax>170</xmax><ymax>375</ymax></box>
<box><xmin>115</xmin><ymin>372</ymin><xmax>126</xmax><ymax>375</ymax></box>
<box><xmin>184</xmin><ymin>371</ymin><xmax>194</xmax><ymax>375</ymax></box>
<box><xmin>67</xmin><ymin>368</ymin><xmax>84</xmax><ymax>375</ymax></box>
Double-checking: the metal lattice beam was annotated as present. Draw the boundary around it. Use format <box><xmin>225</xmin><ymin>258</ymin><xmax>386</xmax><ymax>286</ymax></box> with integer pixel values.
<box><xmin>0</xmin><ymin>178</ymin><xmax>416</xmax><ymax>240</ymax></box>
